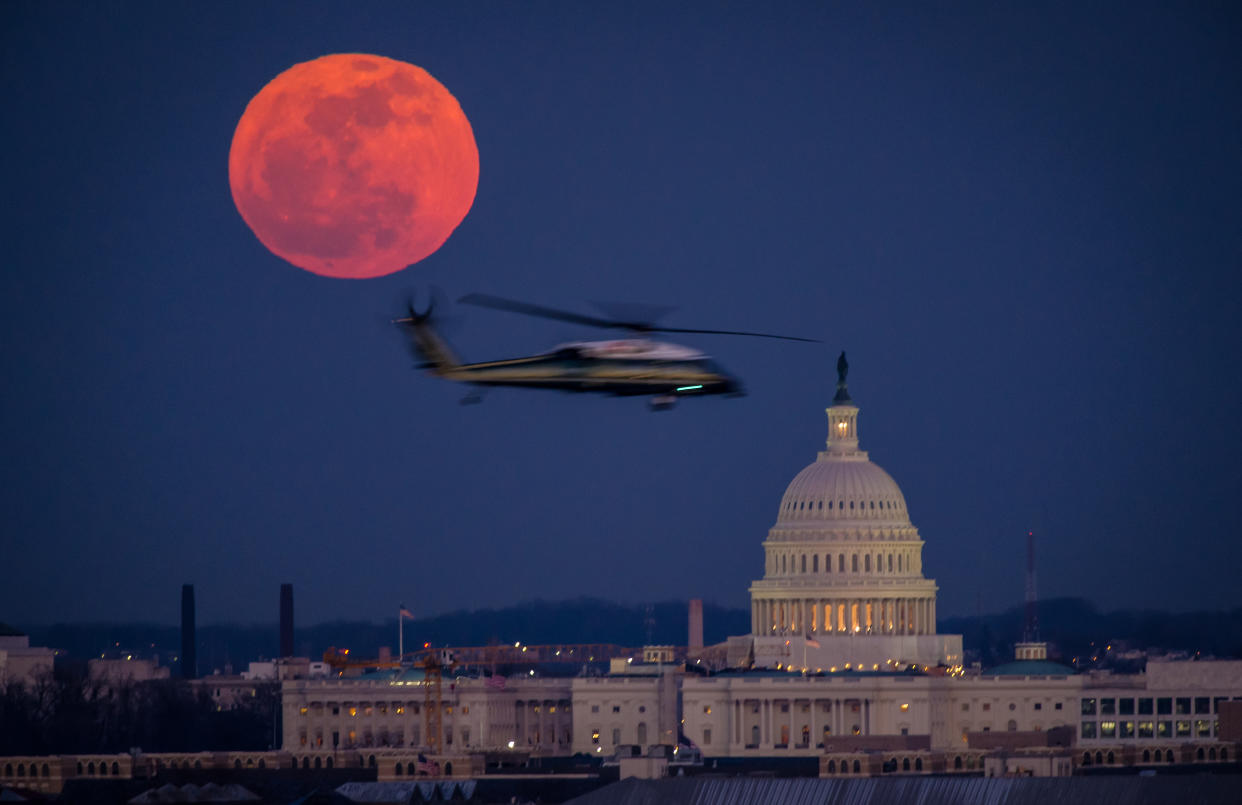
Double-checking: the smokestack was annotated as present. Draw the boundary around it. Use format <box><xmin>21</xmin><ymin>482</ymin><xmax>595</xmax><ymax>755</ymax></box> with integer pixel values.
<box><xmin>1023</xmin><ymin>531</ymin><xmax>1039</xmax><ymax>643</ymax></box>
<box><xmin>688</xmin><ymin>599</ymin><xmax>704</xmax><ymax>651</ymax></box>
<box><xmin>280</xmin><ymin>583</ymin><xmax>294</xmax><ymax>658</ymax></box>
<box><xmin>181</xmin><ymin>584</ymin><xmax>197</xmax><ymax>679</ymax></box>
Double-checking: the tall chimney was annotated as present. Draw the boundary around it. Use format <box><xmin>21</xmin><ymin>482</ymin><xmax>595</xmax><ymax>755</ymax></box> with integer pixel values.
<box><xmin>181</xmin><ymin>584</ymin><xmax>197</xmax><ymax>679</ymax></box>
<box><xmin>279</xmin><ymin>583</ymin><xmax>294</xmax><ymax>658</ymax></box>
<box><xmin>688</xmin><ymin>599</ymin><xmax>704</xmax><ymax>651</ymax></box>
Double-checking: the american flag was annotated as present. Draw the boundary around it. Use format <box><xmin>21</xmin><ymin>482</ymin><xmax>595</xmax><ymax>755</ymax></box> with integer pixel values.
<box><xmin>399</xmin><ymin>604</ymin><xmax>414</xmax><ymax>618</ymax></box>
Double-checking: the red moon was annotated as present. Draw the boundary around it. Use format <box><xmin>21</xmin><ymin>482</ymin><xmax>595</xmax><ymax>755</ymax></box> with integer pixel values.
<box><xmin>229</xmin><ymin>54</ymin><xmax>478</xmax><ymax>279</ymax></box>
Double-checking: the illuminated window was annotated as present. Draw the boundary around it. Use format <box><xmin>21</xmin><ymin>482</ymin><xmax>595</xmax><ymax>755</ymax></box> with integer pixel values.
<box><xmin>348</xmin><ymin>707</ymin><xmax>357</xmax><ymax>717</ymax></box>
<box><xmin>704</xmin><ymin>705</ymin><xmax>712</xmax><ymax>714</ymax></box>
<box><xmin>395</xmin><ymin>706</ymin><xmax>404</xmax><ymax>715</ymax></box>
<box><xmin>299</xmin><ymin>706</ymin><xmax>308</xmax><ymax>715</ymax></box>
<box><xmin>900</xmin><ymin>703</ymin><xmax>909</xmax><ymax>711</ymax></box>
<box><xmin>1138</xmin><ymin>721</ymin><xmax>1154</xmax><ymax>738</ymax></box>
<box><xmin>1100</xmin><ymin>721</ymin><xmax>1116</xmax><ymax>738</ymax></box>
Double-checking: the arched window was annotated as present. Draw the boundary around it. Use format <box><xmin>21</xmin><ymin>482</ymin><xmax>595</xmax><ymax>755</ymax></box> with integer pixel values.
<box><xmin>194</xmin><ymin>761</ymin><xmax>201</xmax><ymax>770</ymax></box>
<box><xmin>258</xmin><ymin>760</ymin><xmax>266</xmax><ymax>769</ymax></box>
<box><xmin>954</xmin><ymin>756</ymin><xmax>962</xmax><ymax>770</ymax></box>
<box><xmin>888</xmin><ymin>555</ymin><xmax>893</xmax><ymax>573</ymax></box>
<box><xmin>782</xmin><ymin>555</ymin><xmax>787</xmax><ymax>574</ymax></box>
<box><xmin>902</xmin><ymin>757</ymin><xmax>910</xmax><ymax>771</ymax></box>
<box><xmin>1196</xmin><ymin>747</ymin><xmax>1205</xmax><ymax>760</ymax></box>
<box><xmin>838</xmin><ymin>554</ymin><xmax>845</xmax><ymax>572</ymax></box>
<box><xmin>818</xmin><ymin>501</ymin><xmax>823</xmax><ymax>510</ymax></box>
<box><xmin>870</xmin><ymin>501</ymin><xmax>875</xmax><ymax>509</ymax></box>
<box><xmin>302</xmin><ymin>758</ymin><xmax>310</xmax><ymax>769</ymax></box>
<box><xmin>1094</xmin><ymin>751</ymin><xmax>1103</xmax><ymax>765</ymax></box>
<box><xmin>234</xmin><ymin>760</ymin><xmax>242</xmax><ymax>769</ymax></box>
<box><xmin>1107</xmin><ymin>751</ymin><xmax>1115</xmax><ymax>764</ymax></box>
<box><xmin>1209</xmin><ymin>748</ymin><xmax>1217</xmax><ymax>760</ymax></box>
<box><xmin>1007</xmin><ymin>720</ymin><xmax>1017</xmax><ymax>731</ymax></box>
<box><xmin>394</xmin><ymin>763</ymin><xmax>403</xmax><ymax>776</ymax></box>
<box><xmin>839</xmin><ymin>500</ymin><xmax>844</xmax><ymax>509</ymax></box>
<box><xmin>915</xmin><ymin>758</ymin><xmax>923</xmax><ymax>771</ymax></box>
<box><xmin>16</xmin><ymin>765</ymin><xmax>24</xmax><ymax>778</ymax></box>
<box><xmin>865</xmin><ymin>555</ymin><xmax>871</xmax><ymax>572</ymax></box>
<box><xmin>637</xmin><ymin>723</ymin><xmax>648</xmax><ymax>745</ymax></box>
<box><xmin>825</xmin><ymin>555</ymin><xmax>831</xmax><ymax>573</ymax></box>
<box><xmin>1082</xmin><ymin>752</ymin><xmax>1091</xmax><ymax>766</ymax></box>
<box><xmin>314</xmin><ymin>758</ymin><xmax>321</xmax><ymax>770</ymax></box>
<box><xmin>368</xmin><ymin>755</ymin><xmax>376</xmax><ymax>768</ymax></box>
<box><xmin>828</xmin><ymin>760</ymin><xmax>836</xmax><ymax>773</ymax></box>
<box><xmin>42</xmin><ymin>764</ymin><xmax>49</xmax><ymax>777</ymax></box>
<box><xmin>801</xmin><ymin>555</ymin><xmax>806</xmax><ymax>573</ymax></box>
<box><xmin>77</xmin><ymin>763</ymin><xmax>83</xmax><ymax>774</ymax></box>
<box><xmin>812</xmin><ymin>555</ymin><xmax>819</xmax><ymax>572</ymax></box>
<box><xmin>852</xmin><ymin>555</ymin><xmax>859</xmax><ymax>572</ymax></box>
<box><xmin>112</xmin><ymin>762</ymin><xmax>119</xmax><ymax>775</ymax></box>
<box><xmin>829</xmin><ymin>501</ymin><xmax>833</xmax><ymax>510</ymax></box>
<box><xmin>1142</xmin><ymin>750</ymin><xmax>1150</xmax><ymax>762</ymax></box>
<box><xmin>325</xmin><ymin>758</ymin><xmax>333</xmax><ymax>769</ymax></box>
<box><xmin>87</xmin><ymin>763</ymin><xmax>95</xmax><ymax>775</ymax></box>
<box><xmin>1222</xmin><ymin>748</ymin><xmax>1229</xmax><ymax>761</ymax></box>
<box><xmin>850</xmin><ymin>501</ymin><xmax>854</xmax><ymax>509</ymax></box>
<box><xmin>898</xmin><ymin>555</ymin><xmax>902</xmax><ymax>573</ymax></box>
<box><xmin>1165</xmin><ymin>749</ymin><xmax>1174</xmax><ymax>762</ymax></box>
<box><xmin>852</xmin><ymin>760</ymin><xmax>860</xmax><ymax>773</ymax></box>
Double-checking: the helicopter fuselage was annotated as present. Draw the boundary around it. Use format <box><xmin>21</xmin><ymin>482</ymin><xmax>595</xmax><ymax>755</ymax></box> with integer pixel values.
<box><xmin>437</xmin><ymin>339</ymin><xmax>743</xmax><ymax>398</ymax></box>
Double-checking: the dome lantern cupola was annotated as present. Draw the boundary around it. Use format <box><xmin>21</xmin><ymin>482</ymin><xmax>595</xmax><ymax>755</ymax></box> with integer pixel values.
<box><xmin>825</xmin><ymin>351</ymin><xmax>860</xmax><ymax>456</ymax></box>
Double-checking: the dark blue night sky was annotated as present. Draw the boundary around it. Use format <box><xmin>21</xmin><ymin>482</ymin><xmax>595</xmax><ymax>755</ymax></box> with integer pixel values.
<box><xmin>3</xmin><ymin>2</ymin><xmax>1239</xmax><ymax>626</ymax></box>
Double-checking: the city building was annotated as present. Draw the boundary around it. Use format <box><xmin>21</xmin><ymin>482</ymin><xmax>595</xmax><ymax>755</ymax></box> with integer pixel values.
<box><xmin>0</xmin><ymin>629</ymin><xmax>54</xmax><ymax>687</ymax></box>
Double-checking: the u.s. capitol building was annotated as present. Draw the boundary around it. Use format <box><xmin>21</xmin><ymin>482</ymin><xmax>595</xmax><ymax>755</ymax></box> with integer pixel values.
<box><xmin>269</xmin><ymin>359</ymin><xmax>1240</xmax><ymax>778</ymax></box>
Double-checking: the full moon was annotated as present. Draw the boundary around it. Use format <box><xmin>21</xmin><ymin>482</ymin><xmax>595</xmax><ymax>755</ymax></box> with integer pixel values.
<box><xmin>228</xmin><ymin>54</ymin><xmax>478</xmax><ymax>279</ymax></box>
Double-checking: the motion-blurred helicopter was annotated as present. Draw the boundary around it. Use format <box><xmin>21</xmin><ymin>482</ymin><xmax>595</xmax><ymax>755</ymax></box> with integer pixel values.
<box><xmin>393</xmin><ymin>292</ymin><xmax>818</xmax><ymax>410</ymax></box>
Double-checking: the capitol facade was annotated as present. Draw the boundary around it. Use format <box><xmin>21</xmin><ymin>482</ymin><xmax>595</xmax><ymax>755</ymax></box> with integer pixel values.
<box><xmin>746</xmin><ymin>358</ymin><xmax>961</xmax><ymax>673</ymax></box>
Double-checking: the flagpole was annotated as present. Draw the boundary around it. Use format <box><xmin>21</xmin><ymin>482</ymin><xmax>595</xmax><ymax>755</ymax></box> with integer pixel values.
<box><xmin>399</xmin><ymin>607</ymin><xmax>405</xmax><ymax>661</ymax></box>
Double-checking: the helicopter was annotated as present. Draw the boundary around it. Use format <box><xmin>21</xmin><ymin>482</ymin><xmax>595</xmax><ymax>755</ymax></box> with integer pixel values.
<box><xmin>393</xmin><ymin>292</ymin><xmax>819</xmax><ymax>410</ymax></box>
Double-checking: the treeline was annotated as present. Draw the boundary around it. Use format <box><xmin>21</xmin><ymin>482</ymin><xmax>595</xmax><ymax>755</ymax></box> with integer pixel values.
<box><xmin>0</xmin><ymin>665</ymin><xmax>277</xmax><ymax>755</ymax></box>
<box><xmin>28</xmin><ymin>598</ymin><xmax>753</xmax><ymax>672</ymax></box>
<box><xmin>18</xmin><ymin>597</ymin><xmax>1242</xmax><ymax>676</ymax></box>
<box><xmin>941</xmin><ymin>597</ymin><xmax>1242</xmax><ymax>667</ymax></box>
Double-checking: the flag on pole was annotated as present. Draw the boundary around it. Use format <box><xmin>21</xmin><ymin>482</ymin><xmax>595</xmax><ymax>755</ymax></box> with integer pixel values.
<box><xmin>805</xmin><ymin>635</ymin><xmax>821</xmax><ymax>649</ymax></box>
<box><xmin>399</xmin><ymin>605</ymin><xmax>414</xmax><ymax>618</ymax></box>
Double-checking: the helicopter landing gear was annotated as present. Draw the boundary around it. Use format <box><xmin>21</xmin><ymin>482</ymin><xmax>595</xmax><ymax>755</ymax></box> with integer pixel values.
<box><xmin>649</xmin><ymin>395</ymin><xmax>676</xmax><ymax>411</ymax></box>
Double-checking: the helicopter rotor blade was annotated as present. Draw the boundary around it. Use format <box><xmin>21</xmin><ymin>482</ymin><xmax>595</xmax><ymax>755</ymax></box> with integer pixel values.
<box><xmin>650</xmin><ymin>326</ymin><xmax>819</xmax><ymax>343</ymax></box>
<box><xmin>458</xmin><ymin>293</ymin><xmax>646</xmax><ymax>331</ymax></box>
<box><xmin>458</xmin><ymin>292</ymin><xmax>818</xmax><ymax>342</ymax></box>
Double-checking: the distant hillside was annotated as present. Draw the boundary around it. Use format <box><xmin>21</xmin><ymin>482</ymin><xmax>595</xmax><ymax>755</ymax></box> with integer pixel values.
<box><xmin>941</xmin><ymin>597</ymin><xmax>1242</xmax><ymax>667</ymax></box>
<box><xmin>23</xmin><ymin>599</ymin><xmax>751</xmax><ymax>673</ymax></box>
<box><xmin>15</xmin><ymin>597</ymin><xmax>1240</xmax><ymax>674</ymax></box>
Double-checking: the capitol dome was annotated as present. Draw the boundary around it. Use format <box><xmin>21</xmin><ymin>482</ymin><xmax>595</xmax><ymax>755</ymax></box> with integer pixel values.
<box><xmin>746</xmin><ymin>354</ymin><xmax>960</xmax><ymax>671</ymax></box>
<box><xmin>777</xmin><ymin>460</ymin><xmax>910</xmax><ymax>526</ymax></box>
